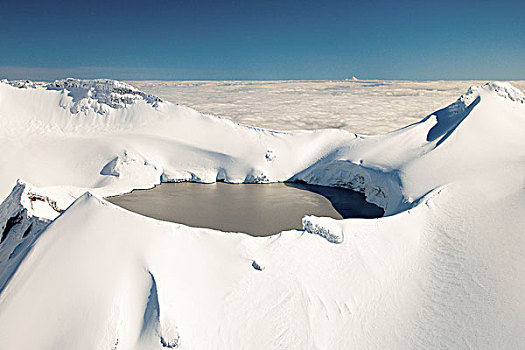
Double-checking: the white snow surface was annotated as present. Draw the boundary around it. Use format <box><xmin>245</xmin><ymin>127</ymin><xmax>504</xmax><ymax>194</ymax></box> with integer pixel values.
<box><xmin>0</xmin><ymin>79</ymin><xmax>524</xmax><ymax>349</ymax></box>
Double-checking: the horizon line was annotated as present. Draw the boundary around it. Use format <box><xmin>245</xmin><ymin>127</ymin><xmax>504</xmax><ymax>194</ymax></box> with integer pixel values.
<box><xmin>2</xmin><ymin>76</ymin><xmax>525</xmax><ymax>84</ymax></box>
<box><xmin>1</xmin><ymin>66</ymin><xmax>524</xmax><ymax>83</ymax></box>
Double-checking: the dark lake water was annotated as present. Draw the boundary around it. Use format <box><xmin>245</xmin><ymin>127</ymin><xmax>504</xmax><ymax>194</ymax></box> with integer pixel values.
<box><xmin>107</xmin><ymin>182</ymin><xmax>384</xmax><ymax>236</ymax></box>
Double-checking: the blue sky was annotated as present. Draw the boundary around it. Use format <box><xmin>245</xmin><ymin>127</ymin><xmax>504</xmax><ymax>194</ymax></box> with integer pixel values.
<box><xmin>0</xmin><ymin>0</ymin><xmax>524</xmax><ymax>80</ymax></box>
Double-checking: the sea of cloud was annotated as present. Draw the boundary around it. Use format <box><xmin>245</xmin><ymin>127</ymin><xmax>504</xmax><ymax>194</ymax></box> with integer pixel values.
<box><xmin>130</xmin><ymin>80</ymin><xmax>525</xmax><ymax>135</ymax></box>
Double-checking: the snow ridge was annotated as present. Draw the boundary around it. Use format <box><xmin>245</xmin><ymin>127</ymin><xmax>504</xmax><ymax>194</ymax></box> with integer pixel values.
<box><xmin>1</xmin><ymin>78</ymin><xmax>164</xmax><ymax>115</ymax></box>
<box><xmin>49</xmin><ymin>78</ymin><xmax>163</xmax><ymax>110</ymax></box>
<box><xmin>0</xmin><ymin>79</ymin><xmax>45</xmax><ymax>89</ymax></box>
<box><xmin>0</xmin><ymin>180</ymin><xmax>53</xmax><ymax>291</ymax></box>
<box><xmin>462</xmin><ymin>81</ymin><xmax>525</xmax><ymax>104</ymax></box>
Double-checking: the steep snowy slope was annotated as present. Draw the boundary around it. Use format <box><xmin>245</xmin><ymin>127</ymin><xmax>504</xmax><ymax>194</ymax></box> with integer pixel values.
<box><xmin>0</xmin><ymin>79</ymin><xmax>524</xmax><ymax>349</ymax></box>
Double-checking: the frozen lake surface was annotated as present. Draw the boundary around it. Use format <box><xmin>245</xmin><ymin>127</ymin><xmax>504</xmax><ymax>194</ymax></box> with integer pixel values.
<box><xmin>107</xmin><ymin>182</ymin><xmax>384</xmax><ymax>236</ymax></box>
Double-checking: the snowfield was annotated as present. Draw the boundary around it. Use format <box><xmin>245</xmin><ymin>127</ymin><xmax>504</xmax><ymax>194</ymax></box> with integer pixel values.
<box><xmin>0</xmin><ymin>78</ymin><xmax>524</xmax><ymax>349</ymax></box>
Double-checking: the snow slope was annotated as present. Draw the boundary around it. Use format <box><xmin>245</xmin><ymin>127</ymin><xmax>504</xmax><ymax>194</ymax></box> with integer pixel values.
<box><xmin>0</xmin><ymin>79</ymin><xmax>524</xmax><ymax>349</ymax></box>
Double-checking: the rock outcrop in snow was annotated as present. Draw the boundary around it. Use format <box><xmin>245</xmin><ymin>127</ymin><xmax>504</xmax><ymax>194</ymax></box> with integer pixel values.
<box><xmin>0</xmin><ymin>79</ymin><xmax>45</xmax><ymax>89</ymax></box>
<box><xmin>49</xmin><ymin>78</ymin><xmax>163</xmax><ymax>114</ymax></box>
<box><xmin>462</xmin><ymin>81</ymin><xmax>525</xmax><ymax>104</ymax></box>
<box><xmin>0</xmin><ymin>180</ymin><xmax>58</xmax><ymax>291</ymax></box>
<box><xmin>302</xmin><ymin>215</ymin><xmax>344</xmax><ymax>243</ymax></box>
<box><xmin>0</xmin><ymin>77</ymin><xmax>164</xmax><ymax>116</ymax></box>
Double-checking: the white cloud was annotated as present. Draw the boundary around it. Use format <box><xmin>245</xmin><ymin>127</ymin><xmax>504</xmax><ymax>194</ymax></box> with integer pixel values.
<box><xmin>130</xmin><ymin>80</ymin><xmax>525</xmax><ymax>135</ymax></box>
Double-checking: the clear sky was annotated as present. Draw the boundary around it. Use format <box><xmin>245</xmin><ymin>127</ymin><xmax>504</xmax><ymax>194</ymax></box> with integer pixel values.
<box><xmin>0</xmin><ymin>0</ymin><xmax>524</xmax><ymax>81</ymax></box>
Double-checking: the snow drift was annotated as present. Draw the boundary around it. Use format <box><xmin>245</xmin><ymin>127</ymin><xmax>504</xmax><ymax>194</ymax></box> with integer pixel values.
<box><xmin>0</xmin><ymin>79</ymin><xmax>524</xmax><ymax>349</ymax></box>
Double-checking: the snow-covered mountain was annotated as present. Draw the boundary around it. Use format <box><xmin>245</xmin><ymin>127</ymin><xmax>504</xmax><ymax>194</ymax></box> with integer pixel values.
<box><xmin>0</xmin><ymin>78</ymin><xmax>524</xmax><ymax>349</ymax></box>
